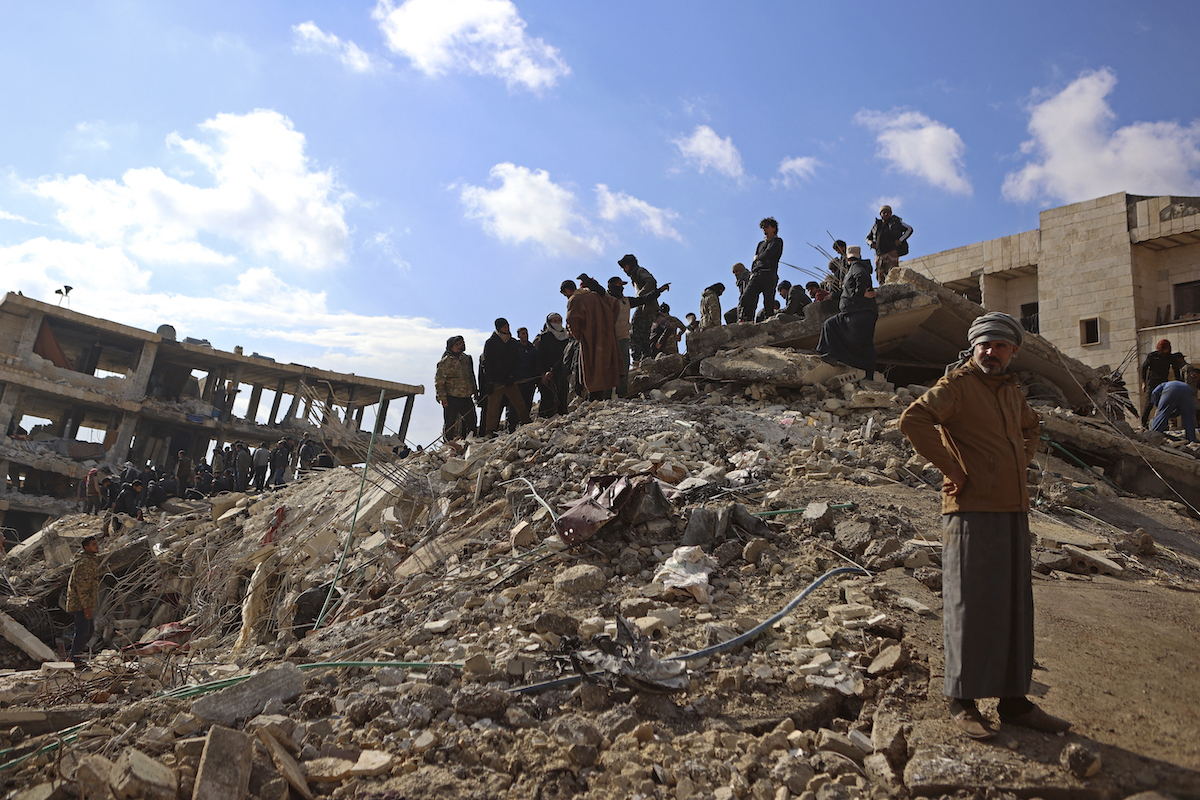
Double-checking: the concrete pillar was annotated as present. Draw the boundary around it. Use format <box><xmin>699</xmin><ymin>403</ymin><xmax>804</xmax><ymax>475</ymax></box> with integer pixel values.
<box><xmin>202</xmin><ymin>366</ymin><xmax>224</xmax><ymax>403</ymax></box>
<box><xmin>354</xmin><ymin>405</ymin><xmax>365</xmax><ymax>432</ymax></box>
<box><xmin>0</xmin><ymin>384</ymin><xmax>22</xmax><ymax>437</ymax></box>
<box><xmin>268</xmin><ymin>379</ymin><xmax>286</xmax><ymax>425</ymax></box>
<box><xmin>375</xmin><ymin>398</ymin><xmax>391</xmax><ymax>436</ymax></box>
<box><xmin>109</xmin><ymin>412</ymin><xmax>140</xmax><ymax>465</ymax></box>
<box><xmin>124</xmin><ymin>341</ymin><xmax>159</xmax><ymax>399</ymax></box>
<box><xmin>343</xmin><ymin>386</ymin><xmax>358</xmax><ymax>425</ymax></box>
<box><xmin>0</xmin><ymin>459</ymin><xmax>7</xmax><ymax>496</ymax></box>
<box><xmin>322</xmin><ymin>386</ymin><xmax>335</xmax><ymax>424</ymax></box>
<box><xmin>397</xmin><ymin>394</ymin><xmax>415</xmax><ymax>442</ymax></box>
<box><xmin>15</xmin><ymin>311</ymin><xmax>44</xmax><ymax>360</ymax></box>
<box><xmin>246</xmin><ymin>384</ymin><xmax>263</xmax><ymax>423</ymax></box>
<box><xmin>286</xmin><ymin>378</ymin><xmax>306</xmax><ymax>420</ymax></box>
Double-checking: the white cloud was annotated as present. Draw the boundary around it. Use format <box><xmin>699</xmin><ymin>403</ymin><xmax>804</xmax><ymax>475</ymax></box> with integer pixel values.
<box><xmin>855</xmin><ymin>109</ymin><xmax>972</xmax><ymax>195</ymax></box>
<box><xmin>459</xmin><ymin>163</ymin><xmax>602</xmax><ymax>257</ymax></box>
<box><xmin>775</xmin><ymin>156</ymin><xmax>820</xmax><ymax>188</ymax></box>
<box><xmin>0</xmin><ymin>208</ymin><xmax>38</xmax><ymax>225</ymax></box>
<box><xmin>1003</xmin><ymin>69</ymin><xmax>1200</xmax><ymax>204</ymax></box>
<box><xmin>594</xmin><ymin>185</ymin><xmax>681</xmax><ymax>241</ymax></box>
<box><xmin>0</xmin><ymin>238</ymin><xmax>481</xmax><ymax>446</ymax></box>
<box><xmin>372</xmin><ymin>0</ymin><xmax>569</xmax><ymax>92</ymax></box>
<box><xmin>292</xmin><ymin>21</ymin><xmax>377</xmax><ymax>73</ymax></box>
<box><xmin>31</xmin><ymin>110</ymin><xmax>351</xmax><ymax>269</ymax></box>
<box><xmin>673</xmin><ymin>125</ymin><xmax>745</xmax><ymax>179</ymax></box>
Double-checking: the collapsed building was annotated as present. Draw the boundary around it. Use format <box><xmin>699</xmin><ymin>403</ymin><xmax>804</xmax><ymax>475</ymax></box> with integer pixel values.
<box><xmin>0</xmin><ymin>292</ymin><xmax>424</xmax><ymax>538</ymax></box>
<box><xmin>0</xmin><ymin>267</ymin><xmax>1197</xmax><ymax>799</ymax></box>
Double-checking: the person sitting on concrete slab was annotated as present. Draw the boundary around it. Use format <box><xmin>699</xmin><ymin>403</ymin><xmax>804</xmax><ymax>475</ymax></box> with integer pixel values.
<box><xmin>815</xmin><ymin>245</ymin><xmax>878</xmax><ymax>380</ymax></box>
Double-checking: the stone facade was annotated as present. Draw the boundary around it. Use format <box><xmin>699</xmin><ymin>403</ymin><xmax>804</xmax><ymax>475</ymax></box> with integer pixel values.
<box><xmin>905</xmin><ymin>192</ymin><xmax>1200</xmax><ymax>407</ymax></box>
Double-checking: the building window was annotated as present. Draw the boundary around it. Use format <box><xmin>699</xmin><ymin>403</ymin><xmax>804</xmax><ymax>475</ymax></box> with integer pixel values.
<box><xmin>1174</xmin><ymin>280</ymin><xmax>1200</xmax><ymax>321</ymax></box>
<box><xmin>1080</xmin><ymin>317</ymin><xmax>1100</xmax><ymax>346</ymax></box>
<box><xmin>1020</xmin><ymin>302</ymin><xmax>1039</xmax><ymax>334</ymax></box>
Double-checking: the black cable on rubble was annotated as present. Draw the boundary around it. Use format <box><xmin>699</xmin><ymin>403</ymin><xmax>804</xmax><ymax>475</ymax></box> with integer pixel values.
<box><xmin>509</xmin><ymin>565</ymin><xmax>866</xmax><ymax>695</ymax></box>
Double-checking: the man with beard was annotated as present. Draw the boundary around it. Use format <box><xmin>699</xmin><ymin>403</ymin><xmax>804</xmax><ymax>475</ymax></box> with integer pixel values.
<box><xmin>900</xmin><ymin>311</ymin><xmax>1069</xmax><ymax>741</ymax></box>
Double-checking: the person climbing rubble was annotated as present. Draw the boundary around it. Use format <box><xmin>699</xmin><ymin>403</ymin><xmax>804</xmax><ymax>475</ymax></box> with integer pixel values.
<box><xmin>1149</xmin><ymin>368</ymin><xmax>1200</xmax><ymax>442</ymax></box>
<box><xmin>900</xmin><ymin>311</ymin><xmax>1070</xmax><ymax>740</ymax></box>
<box><xmin>618</xmin><ymin>254</ymin><xmax>669</xmax><ymax>363</ymax></box>
<box><xmin>700</xmin><ymin>282</ymin><xmax>725</xmax><ymax>330</ymax></box>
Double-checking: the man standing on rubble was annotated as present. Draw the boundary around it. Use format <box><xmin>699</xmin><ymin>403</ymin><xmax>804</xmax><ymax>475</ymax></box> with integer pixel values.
<box><xmin>618</xmin><ymin>255</ymin><xmax>668</xmax><ymax>363</ymax></box>
<box><xmin>739</xmin><ymin>218</ymin><xmax>783</xmax><ymax>323</ymax></box>
<box><xmin>435</xmin><ymin>335</ymin><xmax>479</xmax><ymax>440</ymax></box>
<box><xmin>565</xmin><ymin>278</ymin><xmax>620</xmax><ymax>400</ymax></box>
<box><xmin>866</xmin><ymin>205</ymin><xmax>913</xmax><ymax>285</ymax></box>
<box><xmin>66</xmin><ymin>535</ymin><xmax>100</xmax><ymax>663</ymax></box>
<box><xmin>480</xmin><ymin>318</ymin><xmax>531</xmax><ymax>437</ymax></box>
<box><xmin>900</xmin><ymin>311</ymin><xmax>1070</xmax><ymax>741</ymax></box>
<box><xmin>252</xmin><ymin>443</ymin><xmax>271</xmax><ymax>491</ymax></box>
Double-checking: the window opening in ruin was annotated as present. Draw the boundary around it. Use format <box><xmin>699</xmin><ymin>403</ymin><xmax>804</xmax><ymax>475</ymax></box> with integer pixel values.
<box><xmin>77</xmin><ymin>425</ymin><xmax>106</xmax><ymax>443</ymax></box>
<box><xmin>1080</xmin><ymin>317</ymin><xmax>1100</xmax><ymax>346</ymax></box>
<box><xmin>1020</xmin><ymin>302</ymin><xmax>1040</xmax><ymax>334</ymax></box>
<box><xmin>1173</xmin><ymin>280</ymin><xmax>1200</xmax><ymax>321</ymax></box>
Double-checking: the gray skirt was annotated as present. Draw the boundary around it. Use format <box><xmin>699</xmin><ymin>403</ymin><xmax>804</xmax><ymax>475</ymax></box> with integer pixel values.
<box><xmin>941</xmin><ymin>512</ymin><xmax>1034</xmax><ymax>699</ymax></box>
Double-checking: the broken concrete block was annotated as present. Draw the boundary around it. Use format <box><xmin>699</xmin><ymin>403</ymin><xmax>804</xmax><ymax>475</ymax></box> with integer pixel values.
<box><xmin>303</xmin><ymin>757</ymin><xmax>354</xmax><ymax>783</ymax></box>
<box><xmin>847</xmin><ymin>391</ymin><xmax>893</xmax><ymax>409</ymax></box>
<box><xmin>1063</xmin><ymin>545</ymin><xmax>1124</xmax><ymax>576</ymax></box>
<box><xmin>193</xmin><ymin>726</ymin><xmax>253</xmax><ymax>800</ymax></box>
<box><xmin>681</xmin><ymin>508</ymin><xmax>715</xmax><ymax>547</ymax></box>
<box><xmin>510</xmin><ymin>520</ymin><xmax>536</xmax><ymax>548</ymax></box>
<box><xmin>802</xmin><ymin>501</ymin><xmax>834</xmax><ymax>532</ymax></box>
<box><xmin>816</xmin><ymin>728</ymin><xmax>867</xmax><ymax>762</ymax></box>
<box><xmin>700</xmin><ymin>348</ymin><xmax>837</xmax><ymax>388</ymax></box>
<box><xmin>0</xmin><ymin>611</ymin><xmax>57</xmax><ymax>663</ymax></box>
<box><xmin>256</xmin><ymin>728</ymin><xmax>313</xmax><ymax>800</ymax></box>
<box><xmin>191</xmin><ymin>663</ymin><xmax>303</xmax><ymax>727</ymax></box>
<box><xmin>74</xmin><ymin>754</ymin><xmax>115</xmax><ymax>800</ymax></box>
<box><xmin>109</xmin><ymin>747</ymin><xmax>177</xmax><ymax>800</ymax></box>
<box><xmin>553</xmin><ymin>564</ymin><xmax>607</xmax><ymax>594</ymax></box>
<box><xmin>209</xmin><ymin>493</ymin><xmax>245</xmax><ymax>521</ymax></box>
<box><xmin>867</xmin><ymin>644</ymin><xmax>908</xmax><ymax>676</ymax></box>
<box><xmin>11</xmin><ymin>782</ymin><xmax>67</xmax><ymax>800</ymax></box>
<box><xmin>350</xmin><ymin>750</ymin><xmax>393</xmax><ymax>777</ymax></box>
<box><xmin>742</xmin><ymin>537</ymin><xmax>770</xmax><ymax>564</ymax></box>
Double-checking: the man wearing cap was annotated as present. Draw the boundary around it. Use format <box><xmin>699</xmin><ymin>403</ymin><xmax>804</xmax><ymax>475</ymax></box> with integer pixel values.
<box><xmin>866</xmin><ymin>205</ymin><xmax>913</xmax><ymax>285</ymax></box>
<box><xmin>815</xmin><ymin>245</ymin><xmax>878</xmax><ymax>379</ymax></box>
<box><xmin>777</xmin><ymin>280</ymin><xmax>810</xmax><ymax>317</ymax></box>
<box><xmin>618</xmin><ymin>255</ymin><xmax>668</xmax><ymax>363</ymax></box>
<box><xmin>480</xmin><ymin>318</ymin><xmax>531</xmax><ymax>436</ymax></box>
<box><xmin>900</xmin><ymin>312</ymin><xmax>1070</xmax><ymax>740</ymax></box>
<box><xmin>739</xmin><ymin>217</ymin><xmax>783</xmax><ymax>322</ymax></box>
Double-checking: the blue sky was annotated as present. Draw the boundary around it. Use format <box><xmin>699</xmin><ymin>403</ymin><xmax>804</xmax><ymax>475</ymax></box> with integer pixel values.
<box><xmin>3</xmin><ymin>1</ymin><xmax>1199</xmax><ymax>445</ymax></box>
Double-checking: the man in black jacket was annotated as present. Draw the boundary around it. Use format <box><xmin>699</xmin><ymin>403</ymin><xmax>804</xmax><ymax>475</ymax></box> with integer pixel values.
<box><xmin>1140</xmin><ymin>339</ymin><xmax>1188</xmax><ymax>427</ymax></box>
<box><xmin>777</xmin><ymin>280</ymin><xmax>810</xmax><ymax>317</ymax></box>
<box><xmin>866</xmin><ymin>205</ymin><xmax>913</xmax><ymax>284</ymax></box>
<box><xmin>618</xmin><ymin>255</ymin><xmax>665</xmax><ymax>362</ymax></box>
<box><xmin>817</xmin><ymin>246</ymin><xmax>879</xmax><ymax>380</ymax></box>
<box><xmin>481</xmin><ymin>318</ymin><xmax>531</xmax><ymax>437</ymax></box>
<box><xmin>739</xmin><ymin>218</ymin><xmax>783</xmax><ymax>322</ymax></box>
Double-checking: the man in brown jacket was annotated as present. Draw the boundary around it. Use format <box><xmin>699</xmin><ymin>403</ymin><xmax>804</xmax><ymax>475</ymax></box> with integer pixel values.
<box><xmin>900</xmin><ymin>312</ymin><xmax>1069</xmax><ymax>740</ymax></box>
<box><xmin>66</xmin><ymin>536</ymin><xmax>101</xmax><ymax>663</ymax></box>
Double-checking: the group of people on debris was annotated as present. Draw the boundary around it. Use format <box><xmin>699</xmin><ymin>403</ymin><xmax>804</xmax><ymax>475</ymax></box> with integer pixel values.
<box><xmin>82</xmin><ymin>435</ymin><xmax>333</xmax><ymax>530</ymax></box>
<box><xmin>1138</xmin><ymin>338</ymin><xmax>1199</xmax><ymax>441</ymax></box>
<box><xmin>436</xmin><ymin>207</ymin><xmax>914</xmax><ymax>441</ymax></box>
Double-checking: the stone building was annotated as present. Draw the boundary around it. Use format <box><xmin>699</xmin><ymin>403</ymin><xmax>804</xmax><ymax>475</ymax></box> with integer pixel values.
<box><xmin>0</xmin><ymin>292</ymin><xmax>423</xmax><ymax>537</ymax></box>
<box><xmin>904</xmin><ymin>192</ymin><xmax>1200</xmax><ymax>408</ymax></box>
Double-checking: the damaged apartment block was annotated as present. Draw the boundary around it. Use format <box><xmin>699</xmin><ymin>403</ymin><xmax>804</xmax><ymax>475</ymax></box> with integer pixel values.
<box><xmin>0</xmin><ymin>292</ymin><xmax>423</xmax><ymax>539</ymax></box>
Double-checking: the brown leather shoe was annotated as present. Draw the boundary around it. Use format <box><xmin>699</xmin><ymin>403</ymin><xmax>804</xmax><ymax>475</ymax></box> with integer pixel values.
<box><xmin>952</xmin><ymin>707</ymin><xmax>996</xmax><ymax>740</ymax></box>
<box><xmin>1002</xmin><ymin>704</ymin><xmax>1071</xmax><ymax>733</ymax></box>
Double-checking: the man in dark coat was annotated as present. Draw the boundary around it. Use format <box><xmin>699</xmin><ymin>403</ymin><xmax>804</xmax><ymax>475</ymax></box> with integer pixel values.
<box><xmin>512</xmin><ymin>327</ymin><xmax>540</xmax><ymax>425</ymax></box>
<box><xmin>866</xmin><ymin>205</ymin><xmax>913</xmax><ymax>284</ymax></box>
<box><xmin>816</xmin><ymin>246</ymin><xmax>878</xmax><ymax>379</ymax></box>
<box><xmin>739</xmin><ymin>217</ymin><xmax>783</xmax><ymax>322</ymax></box>
<box><xmin>618</xmin><ymin>255</ymin><xmax>665</xmax><ymax>362</ymax></box>
<box><xmin>776</xmin><ymin>280</ymin><xmax>810</xmax><ymax>317</ymax></box>
<box><xmin>1140</xmin><ymin>338</ymin><xmax>1187</xmax><ymax>427</ymax></box>
<box><xmin>480</xmin><ymin>318</ymin><xmax>531</xmax><ymax>436</ymax></box>
<box><xmin>537</xmin><ymin>312</ymin><xmax>571</xmax><ymax>417</ymax></box>
<box><xmin>174</xmin><ymin>450</ymin><xmax>193</xmax><ymax>497</ymax></box>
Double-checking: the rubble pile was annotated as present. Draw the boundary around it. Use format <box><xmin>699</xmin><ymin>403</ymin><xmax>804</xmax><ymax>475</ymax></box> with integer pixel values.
<box><xmin>0</xmin><ymin>351</ymin><xmax>1198</xmax><ymax>799</ymax></box>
